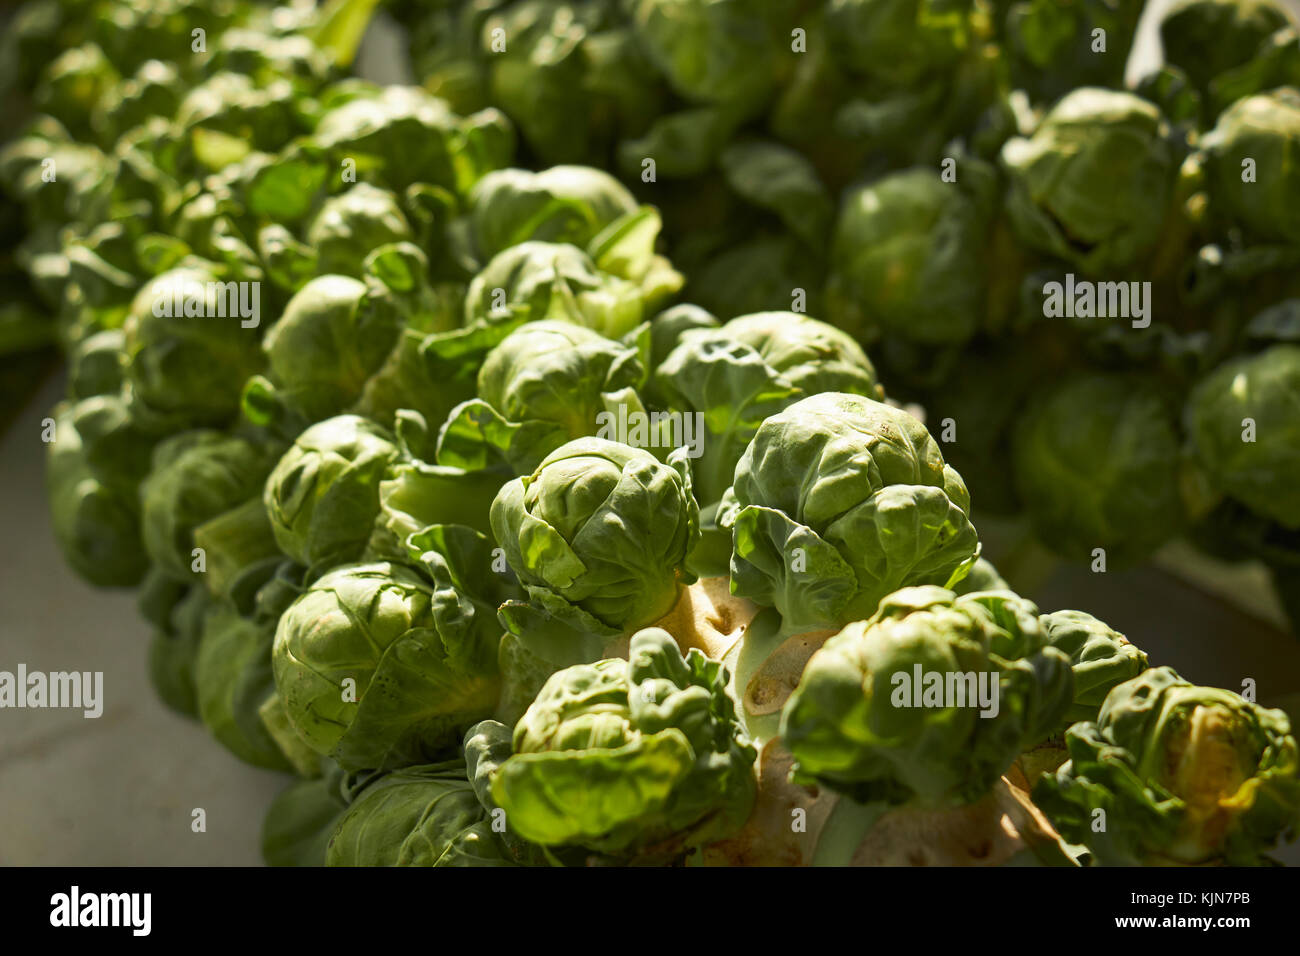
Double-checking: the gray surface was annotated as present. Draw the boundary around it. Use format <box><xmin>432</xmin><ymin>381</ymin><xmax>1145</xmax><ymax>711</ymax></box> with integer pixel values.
<box><xmin>0</xmin><ymin>373</ymin><xmax>286</xmax><ymax>866</ymax></box>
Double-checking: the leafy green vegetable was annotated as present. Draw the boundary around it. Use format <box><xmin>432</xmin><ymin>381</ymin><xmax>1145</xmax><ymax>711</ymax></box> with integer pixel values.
<box><xmin>469</xmin><ymin>627</ymin><xmax>756</xmax><ymax>863</ymax></box>
<box><xmin>272</xmin><ymin>553</ymin><xmax>504</xmax><ymax>772</ymax></box>
<box><xmin>491</xmin><ymin>437</ymin><xmax>699</xmax><ymax>664</ymax></box>
<box><xmin>1034</xmin><ymin>667</ymin><xmax>1300</xmax><ymax>865</ymax></box>
<box><xmin>719</xmin><ymin>393</ymin><xmax>980</xmax><ymax>633</ymax></box>
<box><xmin>781</xmin><ymin>586</ymin><xmax>1073</xmax><ymax>808</ymax></box>
<box><xmin>263</xmin><ymin>414</ymin><xmax>401</xmax><ymax>570</ymax></box>
<box><xmin>1187</xmin><ymin>344</ymin><xmax>1300</xmax><ymax>528</ymax></box>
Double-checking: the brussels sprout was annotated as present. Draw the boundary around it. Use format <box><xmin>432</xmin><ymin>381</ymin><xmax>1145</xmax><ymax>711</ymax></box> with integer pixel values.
<box><xmin>717</xmin><ymin>140</ymin><xmax>835</xmax><ymax>249</ymax></box>
<box><xmin>655</xmin><ymin>311</ymin><xmax>884</xmax><ymax>508</ymax></box>
<box><xmin>325</xmin><ymin>760</ymin><xmax>514</xmax><ymax>866</ymax></box>
<box><xmin>437</xmin><ymin>319</ymin><xmax>648</xmax><ymax>475</ymax></box>
<box><xmin>469</xmin><ymin>627</ymin><xmax>756</xmax><ymax>862</ymax></box>
<box><xmin>463</xmin><ymin>240</ymin><xmax>665</xmax><ymax>341</ymax></box>
<box><xmin>1186</xmin><ymin>344</ymin><xmax>1300</xmax><ymax>528</ymax></box>
<box><xmin>139</xmin><ymin>430</ymin><xmax>271</xmax><ymax>581</ymax></box>
<box><xmin>124</xmin><ymin>264</ymin><xmax>265</xmax><ymax>427</ymax></box>
<box><xmin>255</xmin><ymin>274</ymin><xmax>402</xmax><ymax>424</ymax></box>
<box><xmin>827</xmin><ymin>167</ymin><xmax>991</xmax><ymax>345</ymax></box>
<box><xmin>93</xmin><ymin>59</ymin><xmax>183</xmax><ymax>143</ymax></box>
<box><xmin>175</xmin><ymin>72</ymin><xmax>303</xmax><ymax>168</ymax></box>
<box><xmin>212</xmin><ymin>28</ymin><xmax>334</xmax><ymax>90</ymax></box>
<box><xmin>1039</xmin><ymin>609</ymin><xmax>1148</xmax><ymax>727</ymax></box>
<box><xmin>311</xmin><ymin>84</ymin><xmax>512</xmax><ymax>194</ymax></box>
<box><xmin>631</xmin><ymin>302</ymin><xmax>720</xmax><ymax>376</ymax></box>
<box><xmin>464</xmin><ymin>166</ymin><xmax>639</xmax><ymax>263</ymax></box>
<box><xmin>305</xmin><ymin>184</ymin><xmax>414</xmax><ymax>277</ymax></box>
<box><xmin>490</xmin><ymin>437</ymin><xmax>699</xmax><ymax>663</ymax></box>
<box><xmin>781</xmin><ymin>586</ymin><xmax>1074</xmax><ymax>808</ymax></box>
<box><xmin>143</xmin><ymin>576</ymin><xmax>211</xmax><ymax>718</ymax></box>
<box><xmin>1160</xmin><ymin>0</ymin><xmax>1292</xmax><ymax>94</ymax></box>
<box><xmin>1011</xmin><ymin>373</ymin><xmax>1188</xmax><ymax>565</ymax></box>
<box><xmin>466</xmin><ymin>0</ymin><xmax>661</xmax><ymax>165</ymax></box>
<box><xmin>684</xmin><ymin>235</ymin><xmax>827</xmax><ymax>321</ymax></box>
<box><xmin>195</xmin><ymin>600</ymin><xmax>293</xmax><ymax>771</ymax></box>
<box><xmin>262</xmin><ymin>765</ymin><xmax>353</xmax><ymax>867</ymax></box>
<box><xmin>719</xmin><ymin>393</ymin><xmax>980</xmax><ymax>633</ymax></box>
<box><xmin>826</xmin><ymin>0</ymin><xmax>971</xmax><ymax>88</ymax></box>
<box><xmin>1034</xmin><ymin>667</ymin><xmax>1300</xmax><ymax>865</ymax></box>
<box><xmin>36</xmin><ymin>43</ymin><xmax>120</xmax><ymax>138</ymax></box>
<box><xmin>1199</xmin><ymin>89</ymin><xmax>1300</xmax><ymax>245</ymax></box>
<box><xmin>0</xmin><ymin>119</ymin><xmax>114</xmax><ymax>232</ymax></box>
<box><xmin>263</xmin><ymin>415</ymin><xmax>401</xmax><ymax>570</ymax></box>
<box><xmin>1001</xmin><ymin>88</ymin><xmax>1176</xmax><ymax>273</ymax></box>
<box><xmin>999</xmin><ymin>0</ymin><xmax>1145</xmax><ymax>103</ymax></box>
<box><xmin>45</xmin><ymin>392</ymin><xmax>160</xmax><ymax>587</ymax></box>
<box><xmin>67</xmin><ymin>328</ymin><xmax>127</xmax><ymax>399</ymax></box>
<box><xmin>482</xmin><ymin>319</ymin><xmax>644</xmax><ymax>438</ymax></box>
<box><xmin>272</xmin><ymin>546</ymin><xmax>503</xmax><ymax>771</ymax></box>
<box><xmin>629</xmin><ymin>0</ymin><xmax>795</xmax><ymax>110</ymax></box>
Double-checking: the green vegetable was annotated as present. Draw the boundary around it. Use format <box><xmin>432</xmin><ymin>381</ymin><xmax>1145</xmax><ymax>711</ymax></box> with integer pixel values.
<box><xmin>139</xmin><ymin>430</ymin><xmax>271</xmax><ymax>582</ymax></box>
<box><xmin>263</xmin><ymin>414</ymin><xmax>401</xmax><ymax>569</ymax></box>
<box><xmin>325</xmin><ymin>760</ymin><xmax>514</xmax><ymax>866</ymax></box>
<box><xmin>463</xmin><ymin>165</ymin><xmax>639</xmax><ymax>264</ymax></box>
<box><xmin>1034</xmin><ymin>667</ymin><xmax>1300</xmax><ymax>865</ymax></box>
<box><xmin>1000</xmin><ymin>88</ymin><xmax>1177</xmax><ymax>274</ymax></box>
<box><xmin>195</xmin><ymin>599</ymin><xmax>293</xmax><ymax>771</ymax></box>
<box><xmin>1187</xmin><ymin>344</ymin><xmax>1300</xmax><ymax>529</ymax></box>
<box><xmin>491</xmin><ymin>437</ymin><xmax>699</xmax><ymax>663</ymax></box>
<box><xmin>1198</xmin><ymin>89</ymin><xmax>1300</xmax><ymax>244</ymax></box>
<box><xmin>17</xmin><ymin>0</ymin><xmax>1300</xmax><ymax>870</ymax></box>
<box><xmin>124</xmin><ymin>264</ymin><xmax>265</xmax><ymax>428</ymax></box>
<box><xmin>306</xmin><ymin>183</ymin><xmax>414</xmax><ymax>277</ymax></box>
<box><xmin>141</xmin><ymin>573</ymin><xmax>211</xmax><ymax>718</ymax></box>
<box><xmin>262</xmin><ymin>766</ymin><xmax>353</xmax><ymax>867</ymax></box>
<box><xmin>1011</xmin><ymin>373</ymin><xmax>1189</xmax><ymax>565</ymax></box>
<box><xmin>655</xmin><ymin>311</ymin><xmax>884</xmax><ymax>507</ymax></box>
<box><xmin>781</xmin><ymin>586</ymin><xmax>1073</xmax><ymax>808</ymax></box>
<box><xmin>469</xmin><ymin>627</ymin><xmax>756</xmax><ymax>863</ymax></box>
<box><xmin>253</xmin><ymin>274</ymin><xmax>402</xmax><ymax>426</ymax></box>
<box><xmin>437</xmin><ymin>319</ymin><xmax>646</xmax><ymax>474</ymax></box>
<box><xmin>462</xmin><ymin>238</ymin><xmax>679</xmax><ymax>343</ymax></box>
<box><xmin>827</xmin><ymin>166</ymin><xmax>993</xmax><ymax>346</ymax></box>
<box><xmin>719</xmin><ymin>393</ymin><xmax>980</xmax><ymax>633</ymax></box>
<box><xmin>272</xmin><ymin>529</ymin><xmax>507</xmax><ymax>771</ymax></box>
<box><xmin>1039</xmin><ymin>609</ymin><xmax>1148</xmax><ymax>727</ymax></box>
<box><xmin>1160</xmin><ymin>0</ymin><xmax>1295</xmax><ymax>116</ymax></box>
<box><xmin>46</xmin><ymin>392</ymin><xmax>159</xmax><ymax>586</ymax></box>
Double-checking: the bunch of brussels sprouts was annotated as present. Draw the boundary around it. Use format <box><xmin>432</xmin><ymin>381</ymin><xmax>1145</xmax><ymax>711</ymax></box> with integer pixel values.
<box><xmin>5</xmin><ymin>0</ymin><xmax>1300</xmax><ymax>867</ymax></box>
<box><xmin>394</xmin><ymin>0</ymin><xmax>1300</xmax><ymax>627</ymax></box>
